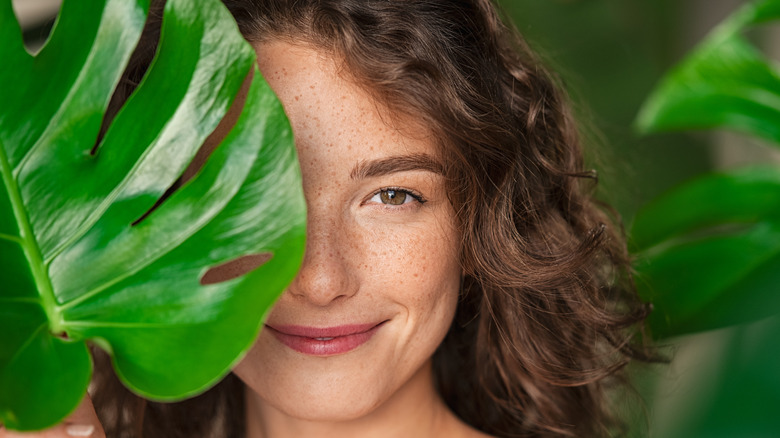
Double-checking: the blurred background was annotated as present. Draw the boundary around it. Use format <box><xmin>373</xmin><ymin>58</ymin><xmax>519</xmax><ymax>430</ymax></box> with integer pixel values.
<box><xmin>12</xmin><ymin>0</ymin><xmax>780</xmax><ymax>436</ymax></box>
<box><xmin>497</xmin><ymin>0</ymin><xmax>780</xmax><ymax>219</ymax></box>
<box><xmin>493</xmin><ymin>2</ymin><xmax>780</xmax><ymax>437</ymax></box>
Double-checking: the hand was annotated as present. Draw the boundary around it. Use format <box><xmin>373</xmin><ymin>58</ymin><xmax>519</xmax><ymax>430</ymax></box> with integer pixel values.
<box><xmin>0</xmin><ymin>396</ymin><xmax>105</xmax><ymax>438</ymax></box>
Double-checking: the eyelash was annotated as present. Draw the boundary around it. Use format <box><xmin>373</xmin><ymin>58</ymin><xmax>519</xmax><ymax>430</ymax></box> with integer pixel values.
<box><xmin>367</xmin><ymin>187</ymin><xmax>427</xmax><ymax>207</ymax></box>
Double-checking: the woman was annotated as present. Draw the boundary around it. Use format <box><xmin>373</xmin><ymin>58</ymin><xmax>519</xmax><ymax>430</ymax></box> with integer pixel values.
<box><xmin>5</xmin><ymin>0</ymin><xmax>652</xmax><ymax>437</ymax></box>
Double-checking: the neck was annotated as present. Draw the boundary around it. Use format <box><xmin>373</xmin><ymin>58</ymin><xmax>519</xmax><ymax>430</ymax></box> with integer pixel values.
<box><xmin>244</xmin><ymin>361</ymin><xmax>461</xmax><ymax>438</ymax></box>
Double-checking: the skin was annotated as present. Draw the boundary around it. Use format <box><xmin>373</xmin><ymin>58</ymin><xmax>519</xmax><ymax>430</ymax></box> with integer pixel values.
<box><xmin>233</xmin><ymin>41</ymin><xmax>482</xmax><ymax>438</ymax></box>
<box><xmin>1</xmin><ymin>41</ymin><xmax>487</xmax><ymax>438</ymax></box>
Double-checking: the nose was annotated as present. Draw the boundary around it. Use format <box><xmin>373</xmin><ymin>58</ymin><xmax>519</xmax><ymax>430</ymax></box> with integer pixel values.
<box><xmin>286</xmin><ymin>212</ymin><xmax>358</xmax><ymax>306</ymax></box>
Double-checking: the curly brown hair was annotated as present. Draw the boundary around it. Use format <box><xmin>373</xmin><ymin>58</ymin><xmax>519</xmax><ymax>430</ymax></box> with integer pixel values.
<box><xmin>93</xmin><ymin>1</ymin><xmax>654</xmax><ymax>437</ymax></box>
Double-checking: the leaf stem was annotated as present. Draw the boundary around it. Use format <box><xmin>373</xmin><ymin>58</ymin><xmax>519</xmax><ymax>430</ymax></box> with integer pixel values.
<box><xmin>0</xmin><ymin>141</ymin><xmax>63</xmax><ymax>333</ymax></box>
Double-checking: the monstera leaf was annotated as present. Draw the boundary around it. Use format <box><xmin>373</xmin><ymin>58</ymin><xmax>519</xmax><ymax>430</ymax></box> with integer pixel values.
<box><xmin>0</xmin><ymin>0</ymin><xmax>305</xmax><ymax>431</ymax></box>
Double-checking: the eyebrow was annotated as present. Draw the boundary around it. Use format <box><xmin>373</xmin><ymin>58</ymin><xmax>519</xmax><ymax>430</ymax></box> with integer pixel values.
<box><xmin>349</xmin><ymin>153</ymin><xmax>445</xmax><ymax>180</ymax></box>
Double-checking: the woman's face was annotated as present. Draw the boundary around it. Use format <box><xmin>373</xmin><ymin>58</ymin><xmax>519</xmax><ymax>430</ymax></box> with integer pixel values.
<box><xmin>232</xmin><ymin>41</ymin><xmax>461</xmax><ymax>421</ymax></box>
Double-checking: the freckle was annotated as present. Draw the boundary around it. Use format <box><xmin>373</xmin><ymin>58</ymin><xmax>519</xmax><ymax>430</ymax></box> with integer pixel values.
<box><xmin>295</xmin><ymin>95</ymin><xmax>300</xmax><ymax>101</ymax></box>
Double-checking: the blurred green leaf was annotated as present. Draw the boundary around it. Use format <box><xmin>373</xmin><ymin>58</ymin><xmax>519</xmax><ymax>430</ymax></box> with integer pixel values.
<box><xmin>631</xmin><ymin>166</ymin><xmax>780</xmax><ymax>339</ymax></box>
<box><xmin>636</xmin><ymin>0</ymin><xmax>780</xmax><ymax>145</ymax></box>
<box><xmin>631</xmin><ymin>166</ymin><xmax>780</xmax><ymax>252</ymax></box>
<box><xmin>753</xmin><ymin>0</ymin><xmax>780</xmax><ymax>22</ymax></box>
<box><xmin>631</xmin><ymin>0</ymin><xmax>780</xmax><ymax>435</ymax></box>
<box><xmin>687</xmin><ymin>317</ymin><xmax>780</xmax><ymax>437</ymax></box>
<box><xmin>0</xmin><ymin>0</ymin><xmax>305</xmax><ymax>431</ymax></box>
<box><xmin>647</xmin><ymin>317</ymin><xmax>780</xmax><ymax>438</ymax></box>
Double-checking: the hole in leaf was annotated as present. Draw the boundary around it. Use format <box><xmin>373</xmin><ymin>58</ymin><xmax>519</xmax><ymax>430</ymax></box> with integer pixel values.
<box><xmin>14</xmin><ymin>0</ymin><xmax>61</xmax><ymax>53</ymax></box>
<box><xmin>200</xmin><ymin>253</ymin><xmax>274</xmax><ymax>285</ymax></box>
<box><xmin>129</xmin><ymin>129</ymin><xmax>224</xmax><ymax>227</ymax></box>
<box><xmin>129</xmin><ymin>118</ymin><xmax>235</xmax><ymax>227</ymax></box>
<box><xmin>130</xmin><ymin>180</ymin><xmax>181</xmax><ymax>226</ymax></box>
<box><xmin>128</xmin><ymin>72</ymin><xmax>253</xmax><ymax>226</ymax></box>
<box><xmin>94</xmin><ymin>1</ymin><xmax>166</xmax><ymax>153</ymax></box>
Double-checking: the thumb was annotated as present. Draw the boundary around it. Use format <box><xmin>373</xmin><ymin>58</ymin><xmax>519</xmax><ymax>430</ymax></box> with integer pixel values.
<box><xmin>0</xmin><ymin>395</ymin><xmax>106</xmax><ymax>438</ymax></box>
<box><xmin>60</xmin><ymin>395</ymin><xmax>105</xmax><ymax>438</ymax></box>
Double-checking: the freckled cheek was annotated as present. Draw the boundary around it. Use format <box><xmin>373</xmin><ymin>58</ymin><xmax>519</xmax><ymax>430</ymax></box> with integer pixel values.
<box><xmin>352</xmin><ymin>224</ymin><xmax>459</xmax><ymax>307</ymax></box>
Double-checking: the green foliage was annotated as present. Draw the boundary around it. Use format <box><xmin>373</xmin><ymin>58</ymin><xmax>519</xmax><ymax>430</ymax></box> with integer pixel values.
<box><xmin>633</xmin><ymin>0</ymin><xmax>780</xmax><ymax>436</ymax></box>
<box><xmin>501</xmin><ymin>0</ymin><xmax>713</xmax><ymax>222</ymax></box>
<box><xmin>636</xmin><ymin>0</ymin><xmax>780</xmax><ymax>146</ymax></box>
<box><xmin>646</xmin><ymin>318</ymin><xmax>780</xmax><ymax>438</ymax></box>
<box><xmin>632</xmin><ymin>167</ymin><xmax>780</xmax><ymax>338</ymax></box>
<box><xmin>0</xmin><ymin>0</ymin><xmax>305</xmax><ymax>431</ymax></box>
<box><xmin>632</xmin><ymin>0</ymin><xmax>780</xmax><ymax>339</ymax></box>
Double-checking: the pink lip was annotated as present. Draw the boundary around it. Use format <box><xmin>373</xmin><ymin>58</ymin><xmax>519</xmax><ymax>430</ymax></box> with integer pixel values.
<box><xmin>266</xmin><ymin>322</ymin><xmax>385</xmax><ymax>356</ymax></box>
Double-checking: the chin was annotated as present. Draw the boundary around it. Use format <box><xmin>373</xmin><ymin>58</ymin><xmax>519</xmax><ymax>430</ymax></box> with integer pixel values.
<box><xmin>255</xmin><ymin>377</ymin><xmax>389</xmax><ymax>423</ymax></box>
<box><xmin>283</xmin><ymin>398</ymin><xmax>380</xmax><ymax>422</ymax></box>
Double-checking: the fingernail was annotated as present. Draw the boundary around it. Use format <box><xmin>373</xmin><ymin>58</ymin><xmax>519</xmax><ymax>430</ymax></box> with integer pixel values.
<box><xmin>65</xmin><ymin>424</ymin><xmax>95</xmax><ymax>437</ymax></box>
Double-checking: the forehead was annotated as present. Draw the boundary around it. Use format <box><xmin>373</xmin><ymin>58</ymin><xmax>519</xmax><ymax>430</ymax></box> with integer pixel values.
<box><xmin>254</xmin><ymin>41</ymin><xmax>438</xmax><ymax>161</ymax></box>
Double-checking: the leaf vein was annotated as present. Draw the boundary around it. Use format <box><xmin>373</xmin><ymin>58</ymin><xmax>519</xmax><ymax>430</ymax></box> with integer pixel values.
<box><xmin>0</xmin><ymin>233</ymin><xmax>23</xmax><ymax>244</ymax></box>
<box><xmin>0</xmin><ymin>140</ymin><xmax>61</xmax><ymax>331</ymax></box>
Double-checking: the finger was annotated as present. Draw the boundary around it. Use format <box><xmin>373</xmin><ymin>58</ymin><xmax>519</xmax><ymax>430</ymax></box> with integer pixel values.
<box><xmin>61</xmin><ymin>396</ymin><xmax>105</xmax><ymax>438</ymax></box>
<box><xmin>0</xmin><ymin>395</ymin><xmax>105</xmax><ymax>438</ymax></box>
